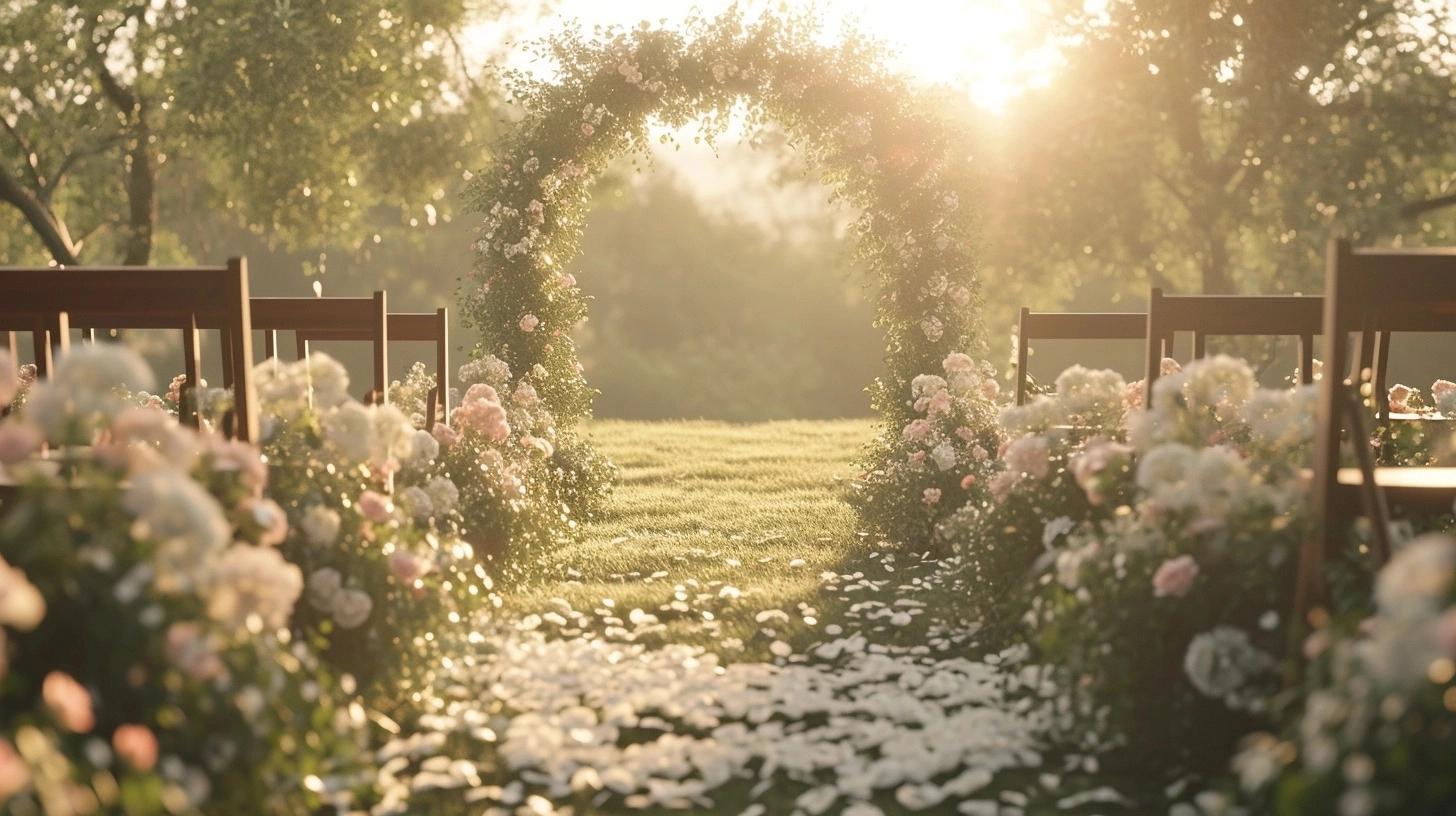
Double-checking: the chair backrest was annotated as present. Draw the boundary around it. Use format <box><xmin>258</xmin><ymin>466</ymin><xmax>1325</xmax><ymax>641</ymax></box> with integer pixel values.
<box><xmin>1299</xmin><ymin>238</ymin><xmax>1456</xmax><ymax>619</ymax></box>
<box><xmin>250</xmin><ymin>292</ymin><xmax>389</xmax><ymax>404</ymax></box>
<box><xmin>293</xmin><ymin>307</ymin><xmax>451</xmax><ymax>425</ymax></box>
<box><xmin>1143</xmin><ymin>288</ymin><xmax>1324</xmax><ymax>407</ymax></box>
<box><xmin>0</xmin><ymin>259</ymin><xmax>259</xmax><ymax>442</ymax></box>
<box><xmin>1015</xmin><ymin>308</ymin><xmax>1151</xmax><ymax>405</ymax></box>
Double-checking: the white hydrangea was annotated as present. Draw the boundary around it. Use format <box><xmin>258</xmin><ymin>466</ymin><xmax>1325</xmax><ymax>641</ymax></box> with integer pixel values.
<box><xmin>122</xmin><ymin>469</ymin><xmax>232</xmax><ymax>594</ymax></box>
<box><xmin>1182</xmin><ymin>626</ymin><xmax>1276</xmax><ymax>711</ymax></box>
<box><xmin>425</xmin><ymin>476</ymin><xmax>459</xmax><ymax>517</ymax></box>
<box><xmin>300</xmin><ymin>505</ymin><xmax>342</xmax><ymax>546</ymax></box>
<box><xmin>930</xmin><ymin>442</ymin><xmax>957</xmax><ymax>472</ymax></box>
<box><xmin>202</xmin><ymin>545</ymin><xmax>304</xmax><ymax>631</ymax></box>
<box><xmin>323</xmin><ymin>402</ymin><xmax>373</xmax><ymax>464</ymax></box>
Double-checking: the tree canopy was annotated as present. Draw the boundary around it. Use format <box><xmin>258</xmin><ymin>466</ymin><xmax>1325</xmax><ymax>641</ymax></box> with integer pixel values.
<box><xmin>979</xmin><ymin>0</ymin><xmax>1456</xmax><ymax>304</ymax></box>
<box><xmin>0</xmin><ymin>0</ymin><xmax>513</xmax><ymax>266</ymax></box>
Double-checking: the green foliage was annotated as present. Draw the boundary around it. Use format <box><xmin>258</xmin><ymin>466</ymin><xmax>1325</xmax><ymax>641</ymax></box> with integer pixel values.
<box><xmin>979</xmin><ymin>0</ymin><xmax>1456</xmax><ymax>314</ymax></box>
<box><xmin>0</xmin><ymin>0</ymin><xmax>508</xmax><ymax>265</ymax></box>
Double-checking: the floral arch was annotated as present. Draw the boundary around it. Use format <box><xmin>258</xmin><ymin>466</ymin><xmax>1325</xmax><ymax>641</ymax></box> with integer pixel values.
<box><xmin>460</xmin><ymin>9</ymin><xmax>998</xmax><ymax>540</ymax></box>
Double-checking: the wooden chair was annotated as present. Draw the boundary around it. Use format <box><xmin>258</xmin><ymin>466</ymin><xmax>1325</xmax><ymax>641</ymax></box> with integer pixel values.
<box><xmin>0</xmin><ymin>259</ymin><xmax>259</xmax><ymax>442</ymax></box>
<box><xmin>249</xmin><ymin>291</ymin><xmax>389</xmax><ymax>405</ymax></box>
<box><xmin>293</xmin><ymin>307</ymin><xmax>451</xmax><ymax>426</ymax></box>
<box><xmin>1297</xmin><ymin>238</ymin><xmax>1456</xmax><ymax>623</ymax></box>
<box><xmin>1142</xmin><ymin>288</ymin><xmax>1325</xmax><ymax>407</ymax></box>
<box><xmin>1015</xmin><ymin>308</ymin><xmax>1160</xmax><ymax>405</ymax></box>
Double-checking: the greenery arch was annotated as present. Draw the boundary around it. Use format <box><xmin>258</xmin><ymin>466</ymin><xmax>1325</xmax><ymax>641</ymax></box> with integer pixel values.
<box><xmin>460</xmin><ymin>9</ymin><xmax>993</xmax><ymax>540</ymax></box>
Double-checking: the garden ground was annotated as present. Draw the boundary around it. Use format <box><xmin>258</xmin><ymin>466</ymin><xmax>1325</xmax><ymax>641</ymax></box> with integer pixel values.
<box><xmin>381</xmin><ymin>420</ymin><xmax>1155</xmax><ymax>816</ymax></box>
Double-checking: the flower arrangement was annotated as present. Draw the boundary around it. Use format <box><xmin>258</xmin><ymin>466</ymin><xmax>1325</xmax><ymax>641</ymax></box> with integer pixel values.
<box><xmin>0</xmin><ymin>346</ymin><xmax>367</xmax><ymax>814</ymax></box>
<box><xmin>938</xmin><ymin>357</ymin><xmax>1325</xmax><ymax>773</ymax></box>
<box><xmin>1233</xmin><ymin>534</ymin><xmax>1456</xmax><ymax>816</ymax></box>
<box><xmin>459</xmin><ymin>7</ymin><xmax>988</xmax><ymax>545</ymax></box>
<box><xmin>851</xmin><ymin>352</ymin><xmax>1004</xmax><ymax>548</ymax></box>
<box><xmin>251</xmin><ymin>354</ymin><xmax>497</xmax><ymax>702</ymax></box>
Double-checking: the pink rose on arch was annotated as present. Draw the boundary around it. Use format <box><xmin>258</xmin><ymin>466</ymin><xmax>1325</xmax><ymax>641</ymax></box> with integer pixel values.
<box><xmin>902</xmin><ymin>419</ymin><xmax>932</xmax><ymax>442</ymax></box>
<box><xmin>388</xmin><ymin>550</ymin><xmax>434</xmax><ymax>585</ymax></box>
<box><xmin>960</xmin><ymin>474</ymin><xmax>977</xmax><ymax>489</ymax></box>
<box><xmin>1433</xmin><ymin>379</ymin><xmax>1456</xmax><ymax>400</ymax></box>
<box><xmin>519</xmin><ymin>314</ymin><xmax>540</xmax><ymax>333</ymax></box>
<box><xmin>1152</xmin><ymin>554</ymin><xmax>1200</xmax><ymax>598</ymax></box>
<box><xmin>581</xmin><ymin>122</ymin><xmax>595</xmax><ymax>137</ymax></box>
<box><xmin>357</xmin><ymin>490</ymin><xmax>393</xmax><ymax>523</ymax></box>
<box><xmin>559</xmin><ymin>273</ymin><xmax>577</xmax><ymax>288</ymax></box>
<box><xmin>948</xmin><ymin>286</ymin><xmax>971</xmax><ymax>307</ymax></box>
<box><xmin>42</xmin><ymin>671</ymin><xmax>94</xmax><ymax>733</ymax></box>
<box><xmin>926</xmin><ymin>390</ymin><xmax>952</xmax><ymax>417</ymax></box>
<box><xmin>922</xmin><ymin>488</ymin><xmax>942</xmax><ymax>504</ymax></box>
<box><xmin>942</xmin><ymin>353</ymin><xmax>976</xmax><ymax>375</ymax></box>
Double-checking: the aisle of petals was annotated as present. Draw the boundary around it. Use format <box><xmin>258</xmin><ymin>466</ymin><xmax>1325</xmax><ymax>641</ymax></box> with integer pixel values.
<box><xmin>365</xmin><ymin>560</ymin><xmax>1083</xmax><ymax>816</ymax></box>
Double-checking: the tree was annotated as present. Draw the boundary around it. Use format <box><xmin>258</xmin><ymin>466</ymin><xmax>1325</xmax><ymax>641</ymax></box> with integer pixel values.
<box><xmin>0</xmin><ymin>0</ymin><xmax>517</xmax><ymax>266</ymax></box>
<box><xmin>979</xmin><ymin>0</ymin><xmax>1456</xmax><ymax>303</ymax></box>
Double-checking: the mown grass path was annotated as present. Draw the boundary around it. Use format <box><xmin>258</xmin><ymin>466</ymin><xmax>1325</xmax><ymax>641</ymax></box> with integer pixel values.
<box><xmin>503</xmin><ymin>419</ymin><xmax>890</xmax><ymax>658</ymax></box>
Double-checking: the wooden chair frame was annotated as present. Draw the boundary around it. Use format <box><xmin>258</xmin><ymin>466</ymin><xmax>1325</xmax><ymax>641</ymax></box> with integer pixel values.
<box><xmin>293</xmin><ymin>307</ymin><xmax>451</xmax><ymax>425</ymax></box>
<box><xmin>0</xmin><ymin>259</ymin><xmax>259</xmax><ymax>441</ymax></box>
<box><xmin>249</xmin><ymin>291</ymin><xmax>389</xmax><ymax>405</ymax></box>
<box><xmin>1143</xmin><ymin>288</ymin><xmax>1324</xmax><ymax>407</ymax></box>
<box><xmin>1298</xmin><ymin>238</ymin><xmax>1456</xmax><ymax>623</ymax></box>
<box><xmin>1015</xmin><ymin>308</ymin><xmax>1159</xmax><ymax>405</ymax></box>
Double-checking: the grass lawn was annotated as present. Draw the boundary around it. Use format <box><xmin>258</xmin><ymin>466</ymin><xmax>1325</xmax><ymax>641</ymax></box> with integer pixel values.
<box><xmin>500</xmin><ymin>419</ymin><xmax>960</xmax><ymax>659</ymax></box>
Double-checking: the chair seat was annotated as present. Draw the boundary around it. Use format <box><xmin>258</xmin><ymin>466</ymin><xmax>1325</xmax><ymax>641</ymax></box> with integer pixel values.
<box><xmin>1384</xmin><ymin>412</ymin><xmax>1456</xmax><ymax>422</ymax></box>
<box><xmin>1334</xmin><ymin>466</ymin><xmax>1456</xmax><ymax>515</ymax></box>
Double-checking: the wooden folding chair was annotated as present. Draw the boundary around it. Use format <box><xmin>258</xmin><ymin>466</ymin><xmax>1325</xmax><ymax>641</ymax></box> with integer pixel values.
<box><xmin>1296</xmin><ymin>238</ymin><xmax>1456</xmax><ymax>623</ymax></box>
<box><xmin>1015</xmin><ymin>308</ymin><xmax>1159</xmax><ymax>405</ymax></box>
<box><xmin>0</xmin><ymin>259</ymin><xmax>259</xmax><ymax>442</ymax></box>
<box><xmin>249</xmin><ymin>291</ymin><xmax>389</xmax><ymax>405</ymax></box>
<box><xmin>293</xmin><ymin>307</ymin><xmax>451</xmax><ymax>425</ymax></box>
<box><xmin>1142</xmin><ymin>288</ymin><xmax>1325</xmax><ymax>408</ymax></box>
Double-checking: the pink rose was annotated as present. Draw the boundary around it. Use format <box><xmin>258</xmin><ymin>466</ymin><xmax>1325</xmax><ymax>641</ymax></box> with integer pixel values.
<box><xmin>1151</xmin><ymin>554</ymin><xmax>1199</xmax><ymax>598</ymax></box>
<box><xmin>165</xmin><ymin>622</ymin><xmax>227</xmax><ymax>681</ymax></box>
<box><xmin>942</xmin><ymin>353</ymin><xmax>976</xmax><ymax>375</ymax></box>
<box><xmin>0</xmin><ymin>738</ymin><xmax>29</xmax><ymax>799</ymax></box>
<box><xmin>464</xmin><ymin>383</ymin><xmax>499</xmax><ymax>404</ymax></box>
<box><xmin>1388</xmin><ymin>383</ymin><xmax>1414</xmax><ymax>414</ymax></box>
<box><xmin>0</xmin><ymin>422</ymin><xmax>42</xmax><ymax>466</ymax></box>
<box><xmin>430</xmin><ymin>422</ymin><xmax>460</xmax><ymax>449</ymax></box>
<box><xmin>1433</xmin><ymin>380</ymin><xmax>1456</xmax><ymax>400</ymax></box>
<box><xmin>989</xmin><ymin>470</ymin><xmax>1018</xmax><ymax>503</ymax></box>
<box><xmin>357</xmin><ymin>490</ymin><xmax>393</xmax><ymax>523</ymax></box>
<box><xmin>559</xmin><ymin>274</ymin><xmax>577</xmax><ymax>288</ymax></box>
<box><xmin>112</xmin><ymin>724</ymin><xmax>159</xmax><ymax>771</ymax></box>
<box><xmin>982</xmin><ymin>378</ymin><xmax>1000</xmax><ymax>400</ymax></box>
<box><xmin>948</xmin><ymin>286</ymin><xmax>971</xmax><ymax>307</ymax></box>
<box><xmin>1003</xmin><ymin>434</ymin><xmax>1050</xmax><ymax>479</ymax></box>
<box><xmin>1070</xmin><ymin>436</ymin><xmax>1133</xmax><ymax>506</ymax></box>
<box><xmin>240</xmin><ymin>497</ymin><xmax>289</xmax><ymax>547</ymax></box>
<box><xmin>960</xmin><ymin>474</ymin><xmax>977</xmax><ymax>489</ymax></box>
<box><xmin>922</xmin><ymin>488</ymin><xmax>942</xmax><ymax>504</ymax></box>
<box><xmin>388</xmin><ymin>550</ymin><xmax>433</xmax><ymax>585</ymax></box>
<box><xmin>581</xmin><ymin>122</ymin><xmax>594</xmax><ymax>137</ymax></box>
<box><xmin>926</xmin><ymin>390</ymin><xmax>952</xmax><ymax>416</ymax></box>
<box><xmin>519</xmin><ymin>314</ymin><xmax>540</xmax><ymax>333</ymax></box>
<box><xmin>42</xmin><ymin>671</ymin><xmax>94</xmax><ymax>733</ymax></box>
<box><xmin>903</xmin><ymin>419</ymin><xmax>933</xmax><ymax>441</ymax></box>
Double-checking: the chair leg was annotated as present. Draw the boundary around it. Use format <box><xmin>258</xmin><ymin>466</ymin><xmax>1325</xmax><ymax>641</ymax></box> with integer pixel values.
<box><xmin>182</xmin><ymin>316</ymin><xmax>203</xmax><ymax>429</ymax></box>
